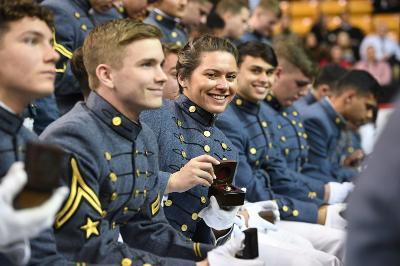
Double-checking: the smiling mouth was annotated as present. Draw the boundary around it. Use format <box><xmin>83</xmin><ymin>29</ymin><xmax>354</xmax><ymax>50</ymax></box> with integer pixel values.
<box><xmin>208</xmin><ymin>93</ymin><xmax>229</xmax><ymax>101</ymax></box>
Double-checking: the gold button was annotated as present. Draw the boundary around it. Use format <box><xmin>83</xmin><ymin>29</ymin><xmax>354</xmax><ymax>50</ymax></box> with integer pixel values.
<box><xmin>268</xmin><ymin>143</ymin><xmax>273</xmax><ymax>149</ymax></box>
<box><xmin>335</xmin><ymin>117</ymin><xmax>341</xmax><ymax>124</ymax></box>
<box><xmin>74</xmin><ymin>12</ymin><xmax>80</xmax><ymax>18</ymax></box>
<box><xmin>278</xmin><ymin>125</ymin><xmax>282</xmax><ymax>129</ymax></box>
<box><xmin>112</xmin><ymin>221</ymin><xmax>116</xmax><ymax>229</ymax></box>
<box><xmin>303</xmin><ymin>133</ymin><xmax>308</xmax><ymax>139</ymax></box>
<box><xmin>164</xmin><ymin>199</ymin><xmax>172</xmax><ymax>207</ymax></box>
<box><xmin>200</xmin><ymin>196</ymin><xmax>207</xmax><ymax>204</ymax></box>
<box><xmin>265</xmin><ymin>155</ymin><xmax>269</xmax><ymax>161</ymax></box>
<box><xmin>101</xmin><ymin>210</ymin><xmax>107</xmax><ymax>217</ymax></box>
<box><xmin>112</xmin><ymin>116</ymin><xmax>122</xmax><ymax>126</ymax></box>
<box><xmin>121</xmin><ymin>258</ymin><xmax>132</xmax><ymax>266</ymax></box>
<box><xmin>255</xmin><ymin>160</ymin><xmax>260</xmax><ymax>166</ymax></box>
<box><xmin>222</xmin><ymin>157</ymin><xmax>227</xmax><ymax>161</ymax></box>
<box><xmin>181</xmin><ymin>224</ymin><xmax>188</xmax><ymax>232</ymax></box>
<box><xmin>143</xmin><ymin>264</ymin><xmax>152</xmax><ymax>266</ymax></box>
<box><xmin>282</xmin><ymin>205</ymin><xmax>289</xmax><ymax>212</ymax></box>
<box><xmin>177</xmin><ymin>120</ymin><xmax>183</xmax><ymax>127</ymax></box>
<box><xmin>347</xmin><ymin>147</ymin><xmax>354</xmax><ymax>153</ymax></box>
<box><xmin>236</xmin><ymin>98</ymin><xmax>242</xmax><ymax>106</ymax></box>
<box><xmin>292</xmin><ymin>120</ymin><xmax>296</xmax><ymax>125</ymax></box>
<box><xmin>171</xmin><ymin>31</ymin><xmax>177</xmax><ymax>38</ymax></box>
<box><xmin>282</xmin><ymin>112</ymin><xmax>288</xmax><ymax>117</ymax></box>
<box><xmin>266</xmin><ymin>95</ymin><xmax>272</xmax><ymax>101</ymax></box>
<box><xmin>298</xmin><ymin>132</ymin><xmax>302</xmax><ymax>137</ymax></box>
<box><xmin>156</xmin><ymin>14</ymin><xmax>163</xmax><ymax>21</ymax></box>
<box><xmin>250</xmin><ymin>147</ymin><xmax>257</xmax><ymax>154</ymax></box>
<box><xmin>298</xmin><ymin>122</ymin><xmax>303</xmax><ymax>128</ymax></box>
<box><xmin>176</xmin><ymin>41</ymin><xmax>182</xmax><ymax>47</ymax></box>
<box><xmin>284</xmin><ymin>148</ymin><xmax>290</xmax><ymax>155</ymax></box>
<box><xmin>221</xmin><ymin>143</ymin><xmax>228</xmax><ymax>150</ymax></box>
<box><xmin>109</xmin><ymin>172</ymin><xmax>117</xmax><ymax>182</ymax></box>
<box><xmin>181</xmin><ymin>151</ymin><xmax>187</xmax><ymax>158</ymax></box>
<box><xmin>301</xmin><ymin>145</ymin><xmax>305</xmax><ymax>150</ymax></box>
<box><xmin>189</xmin><ymin>106</ymin><xmax>196</xmax><ymax>113</ymax></box>
<box><xmin>179</xmin><ymin>134</ymin><xmax>185</xmax><ymax>143</ymax></box>
<box><xmin>204</xmin><ymin>145</ymin><xmax>210</xmax><ymax>153</ymax></box>
<box><xmin>105</xmin><ymin>152</ymin><xmax>111</xmax><ymax>161</ymax></box>
<box><xmin>136</xmin><ymin>169</ymin><xmax>141</xmax><ymax>177</ymax></box>
<box><xmin>81</xmin><ymin>24</ymin><xmax>87</xmax><ymax>31</ymax></box>
<box><xmin>123</xmin><ymin>206</ymin><xmax>129</xmax><ymax>214</ymax></box>
<box><xmin>280</xmin><ymin>136</ymin><xmax>286</xmax><ymax>142</ymax></box>
<box><xmin>111</xmin><ymin>192</ymin><xmax>118</xmax><ymax>201</ymax></box>
<box><xmin>143</xmin><ymin>189</ymin><xmax>147</xmax><ymax>197</ymax></box>
<box><xmin>203</xmin><ymin>130</ymin><xmax>211</xmax><ymax>137</ymax></box>
<box><xmin>261</xmin><ymin>121</ymin><xmax>268</xmax><ymax>127</ymax></box>
<box><xmin>292</xmin><ymin>210</ymin><xmax>299</xmax><ymax>217</ymax></box>
<box><xmin>292</xmin><ymin>111</ymin><xmax>298</xmax><ymax>116</ymax></box>
<box><xmin>192</xmin><ymin>213</ymin><xmax>198</xmax><ymax>220</ymax></box>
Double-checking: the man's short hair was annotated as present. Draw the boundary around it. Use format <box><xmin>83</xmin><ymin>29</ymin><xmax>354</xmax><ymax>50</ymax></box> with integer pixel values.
<box><xmin>83</xmin><ymin>19</ymin><xmax>162</xmax><ymax>89</ymax></box>
<box><xmin>314</xmin><ymin>63</ymin><xmax>348</xmax><ymax>90</ymax></box>
<box><xmin>273</xmin><ymin>36</ymin><xmax>316</xmax><ymax>78</ymax></box>
<box><xmin>237</xmin><ymin>41</ymin><xmax>278</xmax><ymax>68</ymax></box>
<box><xmin>0</xmin><ymin>0</ymin><xmax>53</xmax><ymax>43</ymax></box>
<box><xmin>162</xmin><ymin>42</ymin><xmax>180</xmax><ymax>57</ymax></box>
<box><xmin>334</xmin><ymin>70</ymin><xmax>380</xmax><ymax>97</ymax></box>
<box><xmin>71</xmin><ymin>47</ymin><xmax>90</xmax><ymax>99</ymax></box>
<box><xmin>216</xmin><ymin>0</ymin><xmax>248</xmax><ymax>15</ymax></box>
<box><xmin>257</xmin><ymin>0</ymin><xmax>281</xmax><ymax>17</ymax></box>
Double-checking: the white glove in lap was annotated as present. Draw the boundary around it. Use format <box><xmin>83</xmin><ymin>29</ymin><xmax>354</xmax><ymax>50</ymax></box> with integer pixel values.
<box><xmin>198</xmin><ymin>196</ymin><xmax>240</xmax><ymax>230</ymax></box>
<box><xmin>243</xmin><ymin>201</ymin><xmax>279</xmax><ymax>233</ymax></box>
<box><xmin>325</xmin><ymin>203</ymin><xmax>347</xmax><ymax>230</ymax></box>
<box><xmin>328</xmin><ymin>182</ymin><xmax>354</xmax><ymax>204</ymax></box>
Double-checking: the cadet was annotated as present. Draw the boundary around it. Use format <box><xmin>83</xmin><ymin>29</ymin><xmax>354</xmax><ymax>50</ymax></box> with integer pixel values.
<box><xmin>162</xmin><ymin>43</ymin><xmax>181</xmax><ymax>100</ymax></box>
<box><xmin>40</xmin><ymin>0</ymin><xmax>122</xmax><ymax>117</ymax></box>
<box><xmin>302</xmin><ymin>70</ymin><xmax>380</xmax><ymax>183</ymax></box>
<box><xmin>216</xmin><ymin>41</ymin><xmax>346</xmax><ymax>261</ymax></box>
<box><xmin>0</xmin><ymin>1</ymin><xmax>73</xmax><ymax>265</ymax></box>
<box><xmin>239</xmin><ymin>0</ymin><xmax>281</xmax><ymax>45</ymax></box>
<box><xmin>40</xmin><ymin>20</ymin><xmax>260</xmax><ymax>266</ymax></box>
<box><xmin>144</xmin><ymin>0</ymin><xmax>188</xmax><ymax>47</ymax></box>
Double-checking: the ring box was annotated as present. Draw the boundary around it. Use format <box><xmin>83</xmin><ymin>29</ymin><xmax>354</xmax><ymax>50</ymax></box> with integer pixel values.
<box><xmin>207</xmin><ymin>160</ymin><xmax>245</xmax><ymax>207</ymax></box>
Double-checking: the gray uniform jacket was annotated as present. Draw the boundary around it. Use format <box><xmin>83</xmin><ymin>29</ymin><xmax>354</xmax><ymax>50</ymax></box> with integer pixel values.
<box><xmin>40</xmin><ymin>92</ymin><xmax>208</xmax><ymax>265</ymax></box>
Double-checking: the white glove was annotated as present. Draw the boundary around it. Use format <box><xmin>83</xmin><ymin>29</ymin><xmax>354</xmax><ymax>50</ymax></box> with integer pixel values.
<box><xmin>243</xmin><ymin>201</ymin><xmax>279</xmax><ymax>233</ymax></box>
<box><xmin>328</xmin><ymin>182</ymin><xmax>354</xmax><ymax>204</ymax></box>
<box><xmin>325</xmin><ymin>203</ymin><xmax>347</xmax><ymax>230</ymax></box>
<box><xmin>198</xmin><ymin>196</ymin><xmax>240</xmax><ymax>230</ymax></box>
<box><xmin>0</xmin><ymin>162</ymin><xmax>69</xmax><ymax>247</ymax></box>
<box><xmin>208</xmin><ymin>230</ymin><xmax>265</xmax><ymax>266</ymax></box>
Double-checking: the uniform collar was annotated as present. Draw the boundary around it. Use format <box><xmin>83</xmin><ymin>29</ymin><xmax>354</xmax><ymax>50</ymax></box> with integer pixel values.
<box><xmin>0</xmin><ymin>105</ymin><xmax>23</xmax><ymax>135</ymax></box>
<box><xmin>150</xmin><ymin>8</ymin><xmax>183</xmax><ymax>28</ymax></box>
<box><xmin>304</xmin><ymin>90</ymin><xmax>317</xmax><ymax>105</ymax></box>
<box><xmin>232</xmin><ymin>95</ymin><xmax>259</xmax><ymax>115</ymax></box>
<box><xmin>264</xmin><ymin>91</ymin><xmax>282</xmax><ymax>110</ymax></box>
<box><xmin>73</xmin><ymin>0</ymin><xmax>91</xmax><ymax>12</ymax></box>
<box><xmin>176</xmin><ymin>94</ymin><xmax>216</xmax><ymax>127</ymax></box>
<box><xmin>250</xmin><ymin>30</ymin><xmax>271</xmax><ymax>45</ymax></box>
<box><xmin>86</xmin><ymin>92</ymin><xmax>142</xmax><ymax>141</ymax></box>
<box><xmin>320</xmin><ymin>97</ymin><xmax>346</xmax><ymax>128</ymax></box>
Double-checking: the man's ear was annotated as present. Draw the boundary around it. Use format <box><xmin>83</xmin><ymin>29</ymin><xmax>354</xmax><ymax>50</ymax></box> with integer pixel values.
<box><xmin>177</xmin><ymin>73</ymin><xmax>187</xmax><ymax>90</ymax></box>
<box><xmin>275</xmin><ymin>66</ymin><xmax>282</xmax><ymax>79</ymax></box>
<box><xmin>319</xmin><ymin>84</ymin><xmax>331</xmax><ymax>96</ymax></box>
<box><xmin>96</xmin><ymin>64</ymin><xmax>114</xmax><ymax>89</ymax></box>
<box><xmin>343</xmin><ymin>89</ymin><xmax>357</xmax><ymax>105</ymax></box>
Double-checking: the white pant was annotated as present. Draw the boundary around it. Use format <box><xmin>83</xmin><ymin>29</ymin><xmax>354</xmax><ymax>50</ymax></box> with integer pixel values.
<box><xmin>276</xmin><ymin>220</ymin><xmax>346</xmax><ymax>262</ymax></box>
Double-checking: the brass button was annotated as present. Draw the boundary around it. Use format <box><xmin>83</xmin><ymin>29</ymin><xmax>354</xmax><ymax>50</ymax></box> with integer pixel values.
<box><xmin>335</xmin><ymin>117</ymin><xmax>341</xmax><ymax>124</ymax></box>
<box><xmin>203</xmin><ymin>130</ymin><xmax>211</xmax><ymax>137</ymax></box>
<box><xmin>284</xmin><ymin>148</ymin><xmax>290</xmax><ymax>155</ymax></box>
<box><xmin>177</xmin><ymin>120</ymin><xmax>183</xmax><ymax>127</ymax></box>
<box><xmin>298</xmin><ymin>132</ymin><xmax>302</xmax><ymax>137</ymax></box>
<box><xmin>109</xmin><ymin>172</ymin><xmax>117</xmax><ymax>182</ymax></box>
<box><xmin>236</xmin><ymin>99</ymin><xmax>242</xmax><ymax>106</ymax></box>
<box><xmin>105</xmin><ymin>152</ymin><xmax>111</xmax><ymax>161</ymax></box>
<box><xmin>203</xmin><ymin>145</ymin><xmax>210</xmax><ymax>153</ymax></box>
<box><xmin>192</xmin><ymin>213</ymin><xmax>198</xmax><ymax>220</ymax></box>
<box><xmin>112</xmin><ymin>116</ymin><xmax>122</xmax><ymax>126</ymax></box>
<box><xmin>164</xmin><ymin>199</ymin><xmax>172</xmax><ymax>207</ymax></box>
<box><xmin>136</xmin><ymin>169</ymin><xmax>141</xmax><ymax>177</ymax></box>
<box><xmin>300</xmin><ymin>145</ymin><xmax>305</xmax><ymax>150</ymax></box>
<box><xmin>292</xmin><ymin>111</ymin><xmax>298</xmax><ymax>116</ymax></box>
<box><xmin>181</xmin><ymin>151</ymin><xmax>187</xmax><ymax>158</ymax></box>
<box><xmin>111</xmin><ymin>192</ymin><xmax>118</xmax><ymax>201</ymax></box>
<box><xmin>280</xmin><ymin>136</ymin><xmax>286</xmax><ymax>142</ymax></box>
<box><xmin>176</xmin><ymin>41</ymin><xmax>182</xmax><ymax>47</ymax></box>
<box><xmin>261</xmin><ymin>121</ymin><xmax>268</xmax><ymax>127</ymax></box>
<box><xmin>282</xmin><ymin>112</ymin><xmax>288</xmax><ymax>117</ymax></box>
<box><xmin>282</xmin><ymin>205</ymin><xmax>289</xmax><ymax>212</ymax></box>
<box><xmin>81</xmin><ymin>24</ymin><xmax>87</xmax><ymax>31</ymax></box>
<box><xmin>347</xmin><ymin>147</ymin><xmax>354</xmax><ymax>153</ymax></box>
<box><xmin>179</xmin><ymin>134</ymin><xmax>185</xmax><ymax>143</ymax></box>
<box><xmin>266</xmin><ymin>95</ymin><xmax>272</xmax><ymax>101</ymax></box>
<box><xmin>121</xmin><ymin>258</ymin><xmax>132</xmax><ymax>266</ymax></box>
<box><xmin>292</xmin><ymin>210</ymin><xmax>299</xmax><ymax>217</ymax></box>
<box><xmin>101</xmin><ymin>210</ymin><xmax>107</xmax><ymax>217</ymax></box>
<box><xmin>265</xmin><ymin>155</ymin><xmax>269</xmax><ymax>161</ymax></box>
<box><xmin>303</xmin><ymin>133</ymin><xmax>308</xmax><ymax>139</ymax></box>
<box><xmin>250</xmin><ymin>147</ymin><xmax>257</xmax><ymax>155</ymax></box>
<box><xmin>298</xmin><ymin>122</ymin><xmax>303</xmax><ymax>128</ymax></box>
<box><xmin>200</xmin><ymin>196</ymin><xmax>207</xmax><ymax>204</ymax></box>
<box><xmin>292</xmin><ymin>120</ymin><xmax>296</xmax><ymax>125</ymax></box>
<box><xmin>123</xmin><ymin>206</ymin><xmax>129</xmax><ymax>214</ymax></box>
<box><xmin>156</xmin><ymin>14</ymin><xmax>163</xmax><ymax>21</ymax></box>
<box><xmin>255</xmin><ymin>160</ymin><xmax>260</xmax><ymax>166</ymax></box>
<box><xmin>222</xmin><ymin>157</ymin><xmax>227</xmax><ymax>161</ymax></box>
<box><xmin>268</xmin><ymin>143</ymin><xmax>273</xmax><ymax>149</ymax></box>
<box><xmin>143</xmin><ymin>189</ymin><xmax>147</xmax><ymax>197</ymax></box>
<box><xmin>189</xmin><ymin>106</ymin><xmax>196</xmax><ymax>113</ymax></box>
<box><xmin>181</xmin><ymin>224</ymin><xmax>188</xmax><ymax>232</ymax></box>
<box><xmin>171</xmin><ymin>31</ymin><xmax>177</xmax><ymax>38</ymax></box>
<box><xmin>74</xmin><ymin>12</ymin><xmax>80</xmax><ymax>18</ymax></box>
<box><xmin>278</xmin><ymin>125</ymin><xmax>282</xmax><ymax>129</ymax></box>
<box><xmin>221</xmin><ymin>142</ymin><xmax>228</xmax><ymax>150</ymax></box>
<box><xmin>112</xmin><ymin>221</ymin><xmax>116</xmax><ymax>229</ymax></box>
<box><xmin>143</xmin><ymin>264</ymin><xmax>152</xmax><ymax>266</ymax></box>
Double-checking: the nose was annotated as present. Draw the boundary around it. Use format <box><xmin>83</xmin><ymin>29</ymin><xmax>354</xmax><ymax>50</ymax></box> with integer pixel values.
<box><xmin>298</xmin><ymin>86</ymin><xmax>308</xmax><ymax>97</ymax></box>
<box><xmin>45</xmin><ymin>43</ymin><xmax>60</xmax><ymax>63</ymax></box>
<box><xmin>216</xmin><ymin>77</ymin><xmax>229</xmax><ymax>90</ymax></box>
<box><xmin>180</xmin><ymin>0</ymin><xmax>188</xmax><ymax>6</ymax></box>
<box><xmin>155</xmin><ymin>66</ymin><xmax>168</xmax><ymax>84</ymax></box>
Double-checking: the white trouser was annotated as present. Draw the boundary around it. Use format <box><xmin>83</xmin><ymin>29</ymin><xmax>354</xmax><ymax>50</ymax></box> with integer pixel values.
<box><xmin>276</xmin><ymin>220</ymin><xmax>346</xmax><ymax>262</ymax></box>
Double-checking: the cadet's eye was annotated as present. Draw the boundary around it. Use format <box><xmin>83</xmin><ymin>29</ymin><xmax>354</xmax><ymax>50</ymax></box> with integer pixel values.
<box><xmin>205</xmin><ymin>72</ymin><xmax>217</xmax><ymax>79</ymax></box>
<box><xmin>23</xmin><ymin>36</ymin><xmax>39</xmax><ymax>46</ymax></box>
<box><xmin>250</xmin><ymin>68</ymin><xmax>261</xmax><ymax>74</ymax></box>
<box><xmin>226</xmin><ymin>74</ymin><xmax>237</xmax><ymax>81</ymax></box>
<box><xmin>266</xmin><ymin>69</ymin><xmax>275</xmax><ymax>76</ymax></box>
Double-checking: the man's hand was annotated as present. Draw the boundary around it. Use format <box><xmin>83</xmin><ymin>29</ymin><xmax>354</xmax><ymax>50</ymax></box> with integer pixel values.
<box><xmin>166</xmin><ymin>155</ymin><xmax>220</xmax><ymax>193</ymax></box>
<box><xmin>242</xmin><ymin>201</ymin><xmax>279</xmax><ymax>233</ymax></box>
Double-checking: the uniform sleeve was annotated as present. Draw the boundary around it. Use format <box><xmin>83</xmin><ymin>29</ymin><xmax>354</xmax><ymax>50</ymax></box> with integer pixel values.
<box><xmin>40</xmin><ymin>124</ymin><xmax>195</xmax><ymax>266</ymax></box>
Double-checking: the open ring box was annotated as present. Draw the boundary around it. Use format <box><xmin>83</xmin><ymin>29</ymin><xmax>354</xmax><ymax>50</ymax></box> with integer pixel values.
<box><xmin>207</xmin><ymin>160</ymin><xmax>245</xmax><ymax>207</ymax></box>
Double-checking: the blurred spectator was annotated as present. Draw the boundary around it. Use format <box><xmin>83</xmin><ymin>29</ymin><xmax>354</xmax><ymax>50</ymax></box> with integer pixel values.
<box><xmin>181</xmin><ymin>0</ymin><xmax>212</xmax><ymax>39</ymax></box>
<box><xmin>162</xmin><ymin>43</ymin><xmax>180</xmax><ymax>100</ymax></box>
<box><xmin>310</xmin><ymin>15</ymin><xmax>331</xmax><ymax>46</ymax></box>
<box><xmin>322</xmin><ymin>45</ymin><xmax>352</xmax><ymax>68</ymax></box>
<box><xmin>337</xmin><ymin>31</ymin><xmax>356</xmax><ymax>65</ymax></box>
<box><xmin>354</xmin><ymin>46</ymin><xmax>392</xmax><ymax>86</ymax></box>
<box><xmin>204</xmin><ymin>9</ymin><xmax>225</xmax><ymax>37</ymax></box>
<box><xmin>120</xmin><ymin>0</ymin><xmax>149</xmax><ymax>20</ymax></box>
<box><xmin>240</xmin><ymin>0</ymin><xmax>280</xmax><ymax>45</ymax></box>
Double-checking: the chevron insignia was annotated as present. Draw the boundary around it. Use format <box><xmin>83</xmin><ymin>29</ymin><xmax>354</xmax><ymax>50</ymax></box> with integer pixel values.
<box><xmin>150</xmin><ymin>193</ymin><xmax>160</xmax><ymax>216</ymax></box>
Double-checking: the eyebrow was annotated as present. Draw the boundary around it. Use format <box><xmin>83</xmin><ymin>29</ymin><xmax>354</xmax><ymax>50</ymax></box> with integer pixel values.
<box><xmin>20</xmin><ymin>30</ymin><xmax>53</xmax><ymax>42</ymax></box>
